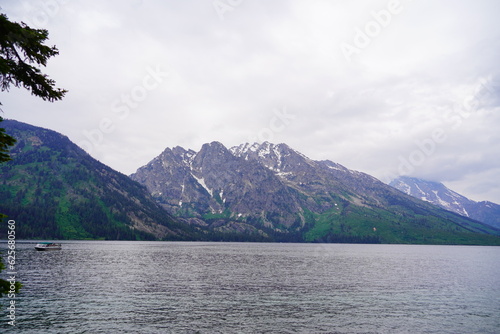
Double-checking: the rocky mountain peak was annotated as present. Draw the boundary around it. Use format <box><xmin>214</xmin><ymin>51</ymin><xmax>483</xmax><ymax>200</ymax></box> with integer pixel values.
<box><xmin>230</xmin><ymin>141</ymin><xmax>314</xmax><ymax>174</ymax></box>
<box><xmin>390</xmin><ymin>176</ymin><xmax>500</xmax><ymax>229</ymax></box>
<box><xmin>130</xmin><ymin>140</ymin><xmax>500</xmax><ymax>243</ymax></box>
<box><xmin>390</xmin><ymin>176</ymin><xmax>470</xmax><ymax>216</ymax></box>
<box><xmin>193</xmin><ymin>141</ymin><xmax>234</xmax><ymax>168</ymax></box>
<box><xmin>172</xmin><ymin>146</ymin><xmax>196</xmax><ymax>162</ymax></box>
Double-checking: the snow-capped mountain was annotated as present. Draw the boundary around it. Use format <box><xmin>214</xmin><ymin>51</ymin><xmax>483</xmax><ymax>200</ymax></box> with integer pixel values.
<box><xmin>131</xmin><ymin>141</ymin><xmax>500</xmax><ymax>243</ymax></box>
<box><xmin>390</xmin><ymin>176</ymin><xmax>471</xmax><ymax>216</ymax></box>
<box><xmin>390</xmin><ymin>176</ymin><xmax>500</xmax><ymax>229</ymax></box>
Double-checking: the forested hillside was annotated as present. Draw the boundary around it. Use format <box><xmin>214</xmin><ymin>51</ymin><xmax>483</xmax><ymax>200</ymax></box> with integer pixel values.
<box><xmin>0</xmin><ymin>120</ymin><xmax>197</xmax><ymax>240</ymax></box>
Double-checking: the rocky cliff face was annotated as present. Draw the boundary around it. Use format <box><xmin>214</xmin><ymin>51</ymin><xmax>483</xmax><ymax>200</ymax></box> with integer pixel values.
<box><xmin>230</xmin><ymin>142</ymin><xmax>385</xmax><ymax>212</ymax></box>
<box><xmin>131</xmin><ymin>141</ymin><xmax>500</xmax><ymax>244</ymax></box>
<box><xmin>390</xmin><ymin>176</ymin><xmax>500</xmax><ymax>229</ymax></box>
<box><xmin>131</xmin><ymin>142</ymin><xmax>304</xmax><ymax>234</ymax></box>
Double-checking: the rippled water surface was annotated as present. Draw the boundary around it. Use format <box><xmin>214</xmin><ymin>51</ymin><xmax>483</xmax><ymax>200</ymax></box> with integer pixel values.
<box><xmin>3</xmin><ymin>242</ymin><xmax>500</xmax><ymax>333</ymax></box>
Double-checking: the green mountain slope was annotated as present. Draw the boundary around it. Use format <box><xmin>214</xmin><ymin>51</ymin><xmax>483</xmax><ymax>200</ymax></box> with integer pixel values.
<box><xmin>0</xmin><ymin>120</ymin><xmax>197</xmax><ymax>240</ymax></box>
<box><xmin>302</xmin><ymin>198</ymin><xmax>500</xmax><ymax>245</ymax></box>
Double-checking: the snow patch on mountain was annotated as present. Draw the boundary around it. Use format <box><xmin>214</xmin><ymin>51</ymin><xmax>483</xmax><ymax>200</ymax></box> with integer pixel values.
<box><xmin>192</xmin><ymin>174</ymin><xmax>212</xmax><ymax>197</ymax></box>
<box><xmin>389</xmin><ymin>176</ymin><xmax>500</xmax><ymax>226</ymax></box>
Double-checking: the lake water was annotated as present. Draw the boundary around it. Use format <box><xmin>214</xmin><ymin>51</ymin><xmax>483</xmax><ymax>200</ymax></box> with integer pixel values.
<box><xmin>3</xmin><ymin>242</ymin><xmax>500</xmax><ymax>333</ymax></box>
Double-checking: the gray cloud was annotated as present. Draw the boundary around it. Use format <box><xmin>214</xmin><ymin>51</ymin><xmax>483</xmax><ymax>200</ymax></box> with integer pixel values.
<box><xmin>1</xmin><ymin>0</ymin><xmax>499</xmax><ymax>203</ymax></box>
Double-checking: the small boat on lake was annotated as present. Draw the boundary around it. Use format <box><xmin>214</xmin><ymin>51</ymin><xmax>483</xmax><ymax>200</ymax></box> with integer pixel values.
<box><xmin>35</xmin><ymin>242</ymin><xmax>62</xmax><ymax>251</ymax></box>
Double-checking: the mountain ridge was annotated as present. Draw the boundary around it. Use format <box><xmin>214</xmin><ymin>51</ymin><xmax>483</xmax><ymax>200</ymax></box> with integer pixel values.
<box><xmin>390</xmin><ymin>176</ymin><xmax>500</xmax><ymax>229</ymax></box>
<box><xmin>0</xmin><ymin>119</ymin><xmax>198</xmax><ymax>240</ymax></box>
<box><xmin>2</xmin><ymin>119</ymin><xmax>499</xmax><ymax>244</ymax></box>
<box><xmin>131</xmin><ymin>140</ymin><xmax>500</xmax><ymax>245</ymax></box>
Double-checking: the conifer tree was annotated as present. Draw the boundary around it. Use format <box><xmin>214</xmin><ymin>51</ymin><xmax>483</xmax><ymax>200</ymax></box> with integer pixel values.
<box><xmin>0</xmin><ymin>11</ymin><xmax>67</xmax><ymax>162</ymax></box>
<box><xmin>0</xmin><ymin>11</ymin><xmax>66</xmax><ymax>296</ymax></box>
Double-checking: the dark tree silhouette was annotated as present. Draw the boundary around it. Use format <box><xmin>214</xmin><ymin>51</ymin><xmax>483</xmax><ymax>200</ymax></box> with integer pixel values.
<box><xmin>0</xmin><ymin>12</ymin><xmax>66</xmax><ymax>296</ymax></box>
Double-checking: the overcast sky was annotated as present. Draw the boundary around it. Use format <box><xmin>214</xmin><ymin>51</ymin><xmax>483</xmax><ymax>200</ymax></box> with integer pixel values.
<box><xmin>1</xmin><ymin>0</ymin><xmax>499</xmax><ymax>203</ymax></box>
